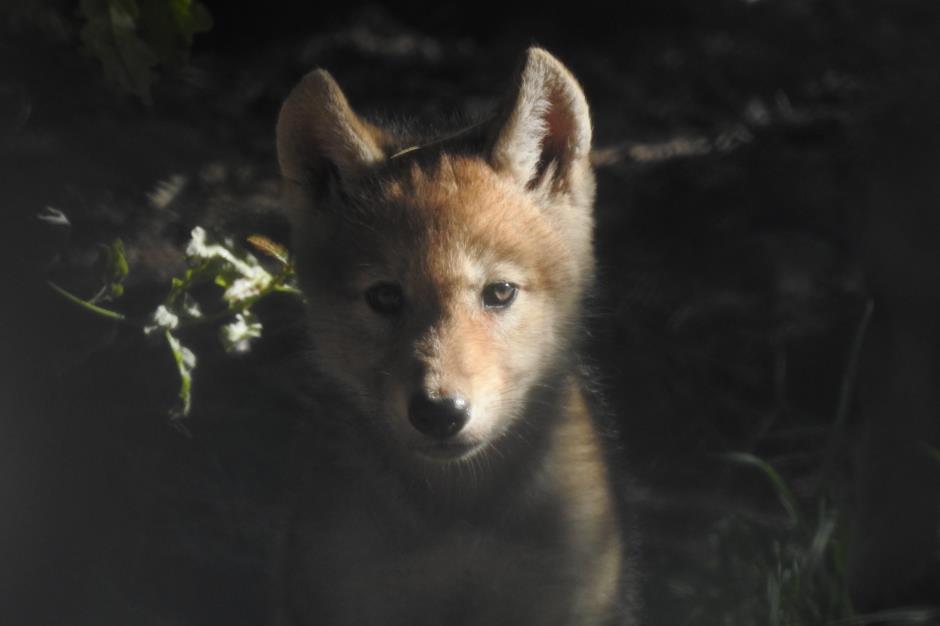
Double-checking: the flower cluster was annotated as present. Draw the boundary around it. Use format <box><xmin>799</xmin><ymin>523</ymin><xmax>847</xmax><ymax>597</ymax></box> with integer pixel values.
<box><xmin>144</xmin><ymin>304</ymin><xmax>179</xmax><ymax>335</ymax></box>
<box><xmin>220</xmin><ymin>311</ymin><xmax>263</xmax><ymax>354</ymax></box>
<box><xmin>140</xmin><ymin>226</ymin><xmax>289</xmax><ymax>417</ymax></box>
<box><xmin>51</xmin><ymin>224</ymin><xmax>298</xmax><ymax>421</ymax></box>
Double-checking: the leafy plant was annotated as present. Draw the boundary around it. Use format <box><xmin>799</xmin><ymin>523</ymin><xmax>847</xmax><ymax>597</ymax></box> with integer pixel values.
<box><xmin>49</xmin><ymin>226</ymin><xmax>301</xmax><ymax>425</ymax></box>
<box><xmin>78</xmin><ymin>0</ymin><xmax>212</xmax><ymax>103</ymax></box>
<box><xmin>711</xmin><ymin>451</ymin><xmax>939</xmax><ymax>626</ymax></box>
<box><xmin>720</xmin><ymin>451</ymin><xmax>853</xmax><ymax>625</ymax></box>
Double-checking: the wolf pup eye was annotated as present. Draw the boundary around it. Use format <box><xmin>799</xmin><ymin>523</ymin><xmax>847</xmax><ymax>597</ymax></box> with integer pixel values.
<box><xmin>365</xmin><ymin>283</ymin><xmax>404</xmax><ymax>315</ymax></box>
<box><xmin>482</xmin><ymin>282</ymin><xmax>518</xmax><ymax>309</ymax></box>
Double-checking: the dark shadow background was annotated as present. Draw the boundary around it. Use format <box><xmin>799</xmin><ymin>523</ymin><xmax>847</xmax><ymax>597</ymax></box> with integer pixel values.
<box><xmin>1</xmin><ymin>1</ymin><xmax>939</xmax><ymax>624</ymax></box>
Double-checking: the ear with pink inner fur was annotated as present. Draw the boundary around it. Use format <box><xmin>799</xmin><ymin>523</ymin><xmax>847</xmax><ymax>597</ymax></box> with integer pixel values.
<box><xmin>488</xmin><ymin>47</ymin><xmax>593</xmax><ymax>193</ymax></box>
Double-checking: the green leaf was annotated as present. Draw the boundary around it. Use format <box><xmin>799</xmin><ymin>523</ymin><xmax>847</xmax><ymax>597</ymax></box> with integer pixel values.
<box><xmin>108</xmin><ymin>238</ymin><xmax>130</xmax><ymax>282</ymax></box>
<box><xmin>79</xmin><ymin>0</ymin><xmax>159</xmax><ymax>104</ymax></box>
<box><xmin>78</xmin><ymin>0</ymin><xmax>213</xmax><ymax>103</ymax></box>
<box><xmin>168</xmin><ymin>0</ymin><xmax>213</xmax><ymax>42</ymax></box>
<box><xmin>137</xmin><ymin>0</ymin><xmax>213</xmax><ymax>67</ymax></box>
<box><xmin>96</xmin><ymin>238</ymin><xmax>130</xmax><ymax>300</ymax></box>
<box><xmin>165</xmin><ymin>330</ymin><xmax>195</xmax><ymax>418</ymax></box>
<box><xmin>109</xmin><ymin>0</ymin><xmax>159</xmax><ymax>104</ymax></box>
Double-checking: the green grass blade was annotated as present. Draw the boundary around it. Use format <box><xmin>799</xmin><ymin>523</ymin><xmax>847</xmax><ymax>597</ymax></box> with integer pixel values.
<box><xmin>721</xmin><ymin>451</ymin><xmax>803</xmax><ymax>526</ymax></box>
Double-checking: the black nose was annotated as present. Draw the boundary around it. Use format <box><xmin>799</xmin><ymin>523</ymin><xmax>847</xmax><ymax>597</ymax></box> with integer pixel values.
<box><xmin>408</xmin><ymin>393</ymin><xmax>470</xmax><ymax>439</ymax></box>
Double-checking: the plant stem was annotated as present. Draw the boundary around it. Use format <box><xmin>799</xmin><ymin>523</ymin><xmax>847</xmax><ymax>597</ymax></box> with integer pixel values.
<box><xmin>47</xmin><ymin>281</ymin><xmax>127</xmax><ymax>322</ymax></box>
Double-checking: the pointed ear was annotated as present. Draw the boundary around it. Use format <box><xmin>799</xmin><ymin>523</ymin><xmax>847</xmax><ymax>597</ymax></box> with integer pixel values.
<box><xmin>488</xmin><ymin>48</ymin><xmax>592</xmax><ymax>192</ymax></box>
<box><xmin>276</xmin><ymin>69</ymin><xmax>387</xmax><ymax>187</ymax></box>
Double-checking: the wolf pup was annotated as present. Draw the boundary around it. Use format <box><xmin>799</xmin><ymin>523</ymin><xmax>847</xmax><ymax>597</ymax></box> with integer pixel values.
<box><xmin>273</xmin><ymin>47</ymin><xmax>638</xmax><ymax>625</ymax></box>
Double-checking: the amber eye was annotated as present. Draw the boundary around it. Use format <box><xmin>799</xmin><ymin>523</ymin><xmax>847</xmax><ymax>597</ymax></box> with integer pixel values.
<box><xmin>482</xmin><ymin>282</ymin><xmax>518</xmax><ymax>309</ymax></box>
<box><xmin>365</xmin><ymin>283</ymin><xmax>404</xmax><ymax>315</ymax></box>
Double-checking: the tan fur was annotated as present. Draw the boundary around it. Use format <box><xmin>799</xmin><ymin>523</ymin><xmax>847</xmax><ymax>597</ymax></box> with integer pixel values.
<box><xmin>277</xmin><ymin>69</ymin><xmax>390</xmax><ymax>182</ymax></box>
<box><xmin>273</xmin><ymin>48</ymin><xmax>638</xmax><ymax>626</ymax></box>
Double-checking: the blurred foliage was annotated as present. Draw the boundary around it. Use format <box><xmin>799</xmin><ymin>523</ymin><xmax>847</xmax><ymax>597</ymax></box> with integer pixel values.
<box><xmin>718</xmin><ymin>454</ymin><xmax>855</xmax><ymax>626</ymax></box>
<box><xmin>78</xmin><ymin>0</ymin><xmax>212</xmax><ymax>103</ymax></box>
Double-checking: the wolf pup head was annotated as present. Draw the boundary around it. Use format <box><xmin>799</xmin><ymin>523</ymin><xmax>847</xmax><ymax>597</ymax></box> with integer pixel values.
<box><xmin>277</xmin><ymin>48</ymin><xmax>596</xmax><ymax>467</ymax></box>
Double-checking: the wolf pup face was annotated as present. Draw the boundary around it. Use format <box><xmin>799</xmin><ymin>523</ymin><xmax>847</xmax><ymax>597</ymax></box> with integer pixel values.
<box><xmin>277</xmin><ymin>48</ymin><xmax>596</xmax><ymax>465</ymax></box>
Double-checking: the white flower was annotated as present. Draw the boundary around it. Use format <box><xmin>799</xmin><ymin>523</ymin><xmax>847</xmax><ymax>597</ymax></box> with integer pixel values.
<box><xmin>222</xmin><ymin>264</ymin><xmax>272</xmax><ymax>305</ymax></box>
<box><xmin>220</xmin><ymin>312</ymin><xmax>263</xmax><ymax>354</ymax></box>
<box><xmin>180</xmin><ymin>344</ymin><xmax>196</xmax><ymax>369</ymax></box>
<box><xmin>185</xmin><ymin>226</ymin><xmax>211</xmax><ymax>259</ymax></box>
<box><xmin>181</xmin><ymin>293</ymin><xmax>203</xmax><ymax>319</ymax></box>
<box><xmin>185</xmin><ymin>227</ymin><xmax>274</xmax><ymax>305</ymax></box>
<box><xmin>185</xmin><ymin>226</ymin><xmax>241</xmax><ymax>267</ymax></box>
<box><xmin>144</xmin><ymin>304</ymin><xmax>180</xmax><ymax>335</ymax></box>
